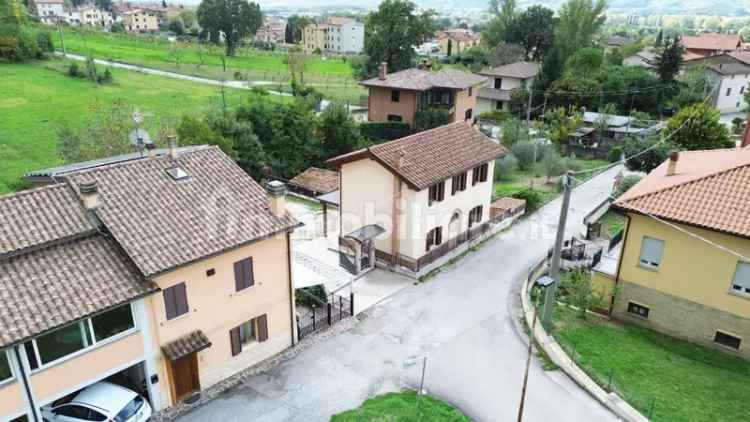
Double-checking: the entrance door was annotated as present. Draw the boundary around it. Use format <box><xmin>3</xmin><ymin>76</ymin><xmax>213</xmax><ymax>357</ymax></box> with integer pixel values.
<box><xmin>171</xmin><ymin>353</ymin><xmax>200</xmax><ymax>402</ymax></box>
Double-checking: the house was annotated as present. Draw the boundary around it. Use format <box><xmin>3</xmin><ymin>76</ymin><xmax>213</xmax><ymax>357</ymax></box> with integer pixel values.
<box><xmin>567</xmin><ymin>111</ymin><xmax>664</xmax><ymax>158</ymax></box>
<box><xmin>681</xmin><ymin>33</ymin><xmax>745</xmax><ymax>58</ymax></box>
<box><xmin>592</xmin><ymin>148</ymin><xmax>750</xmax><ymax>359</ymax></box>
<box><xmin>289</xmin><ymin>167</ymin><xmax>339</xmax><ymax>197</ymax></box>
<box><xmin>0</xmin><ymin>144</ymin><xmax>299</xmax><ymax>421</ymax></box>
<box><xmin>684</xmin><ymin>52</ymin><xmax>750</xmax><ymax>113</ymax></box>
<box><xmin>361</xmin><ymin>63</ymin><xmax>486</xmax><ymax>128</ymax></box>
<box><xmin>302</xmin><ymin>17</ymin><xmax>364</xmax><ymax>54</ymax></box>
<box><xmin>476</xmin><ymin>61</ymin><xmax>539</xmax><ymax>113</ymax></box>
<box><xmin>327</xmin><ymin>122</ymin><xmax>507</xmax><ymax>274</ymax></box>
<box><xmin>255</xmin><ymin>17</ymin><xmax>286</xmax><ymax>44</ymax></box>
<box><xmin>123</xmin><ymin>9</ymin><xmax>160</xmax><ymax>32</ymax></box>
<box><xmin>34</xmin><ymin>0</ymin><xmax>64</xmax><ymax>24</ymax></box>
<box><xmin>78</xmin><ymin>5</ymin><xmax>116</xmax><ymax>27</ymax></box>
<box><xmin>436</xmin><ymin>29</ymin><xmax>481</xmax><ymax>57</ymax></box>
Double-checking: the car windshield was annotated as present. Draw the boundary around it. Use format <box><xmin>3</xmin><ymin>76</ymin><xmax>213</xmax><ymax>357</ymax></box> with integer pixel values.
<box><xmin>114</xmin><ymin>396</ymin><xmax>144</xmax><ymax>422</ymax></box>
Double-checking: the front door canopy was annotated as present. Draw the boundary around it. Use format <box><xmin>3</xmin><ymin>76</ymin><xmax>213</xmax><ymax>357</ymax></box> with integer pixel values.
<box><xmin>162</xmin><ymin>330</ymin><xmax>212</xmax><ymax>361</ymax></box>
<box><xmin>344</xmin><ymin>224</ymin><xmax>386</xmax><ymax>244</ymax></box>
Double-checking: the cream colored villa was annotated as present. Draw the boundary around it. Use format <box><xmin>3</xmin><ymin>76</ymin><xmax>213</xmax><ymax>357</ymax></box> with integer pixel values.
<box><xmin>0</xmin><ymin>145</ymin><xmax>298</xmax><ymax>421</ymax></box>
<box><xmin>327</xmin><ymin>122</ymin><xmax>506</xmax><ymax>274</ymax></box>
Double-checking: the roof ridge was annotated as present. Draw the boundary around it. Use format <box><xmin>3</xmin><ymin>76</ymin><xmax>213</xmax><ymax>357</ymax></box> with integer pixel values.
<box><xmin>0</xmin><ymin>182</ymin><xmax>68</xmax><ymax>201</ymax></box>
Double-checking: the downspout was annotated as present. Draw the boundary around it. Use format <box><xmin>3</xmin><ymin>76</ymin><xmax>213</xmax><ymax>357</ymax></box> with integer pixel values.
<box><xmin>14</xmin><ymin>346</ymin><xmax>40</xmax><ymax>422</ymax></box>
<box><xmin>286</xmin><ymin>231</ymin><xmax>297</xmax><ymax>346</ymax></box>
<box><xmin>390</xmin><ymin>149</ymin><xmax>405</xmax><ymax>266</ymax></box>
<box><xmin>610</xmin><ymin>212</ymin><xmax>632</xmax><ymax>317</ymax></box>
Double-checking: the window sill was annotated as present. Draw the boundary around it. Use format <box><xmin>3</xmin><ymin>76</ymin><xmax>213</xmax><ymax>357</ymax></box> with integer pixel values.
<box><xmin>637</xmin><ymin>263</ymin><xmax>660</xmax><ymax>273</ymax></box>
<box><xmin>626</xmin><ymin>312</ymin><xmax>649</xmax><ymax>320</ymax></box>
<box><xmin>29</xmin><ymin>328</ymin><xmax>140</xmax><ymax>375</ymax></box>
<box><xmin>713</xmin><ymin>342</ymin><xmax>741</xmax><ymax>352</ymax></box>
<box><xmin>161</xmin><ymin>312</ymin><xmax>191</xmax><ymax>326</ymax></box>
<box><xmin>0</xmin><ymin>377</ymin><xmax>16</xmax><ymax>389</ymax></box>
<box><xmin>231</xmin><ymin>285</ymin><xmax>259</xmax><ymax>298</ymax></box>
<box><xmin>727</xmin><ymin>290</ymin><xmax>750</xmax><ymax>301</ymax></box>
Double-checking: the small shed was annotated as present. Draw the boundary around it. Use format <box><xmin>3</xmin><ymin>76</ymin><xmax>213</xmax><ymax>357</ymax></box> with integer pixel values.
<box><xmin>289</xmin><ymin>167</ymin><xmax>340</xmax><ymax>197</ymax></box>
<box><xmin>490</xmin><ymin>197</ymin><xmax>526</xmax><ymax>221</ymax></box>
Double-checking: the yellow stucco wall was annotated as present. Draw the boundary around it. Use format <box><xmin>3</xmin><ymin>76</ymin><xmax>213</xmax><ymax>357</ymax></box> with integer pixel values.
<box><xmin>591</xmin><ymin>270</ymin><xmax>616</xmax><ymax>307</ymax></box>
<box><xmin>619</xmin><ymin>213</ymin><xmax>750</xmax><ymax>319</ymax></box>
<box><xmin>0</xmin><ymin>379</ymin><xmax>25</xmax><ymax>419</ymax></box>
<box><xmin>30</xmin><ymin>332</ymin><xmax>145</xmax><ymax>404</ymax></box>
<box><xmin>367</xmin><ymin>87</ymin><xmax>419</xmax><ymax>127</ymax></box>
<box><xmin>150</xmin><ymin>235</ymin><xmax>294</xmax><ymax>395</ymax></box>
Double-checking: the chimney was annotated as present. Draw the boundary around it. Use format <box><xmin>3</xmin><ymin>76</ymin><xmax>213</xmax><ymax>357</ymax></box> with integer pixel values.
<box><xmin>167</xmin><ymin>135</ymin><xmax>178</xmax><ymax>159</ymax></box>
<box><xmin>378</xmin><ymin>62</ymin><xmax>387</xmax><ymax>80</ymax></box>
<box><xmin>145</xmin><ymin>142</ymin><xmax>157</xmax><ymax>158</ymax></box>
<box><xmin>266</xmin><ymin>180</ymin><xmax>287</xmax><ymax>217</ymax></box>
<box><xmin>666</xmin><ymin>150</ymin><xmax>679</xmax><ymax>176</ymax></box>
<box><xmin>79</xmin><ymin>180</ymin><xmax>99</xmax><ymax>210</ymax></box>
<box><xmin>395</xmin><ymin>147</ymin><xmax>405</xmax><ymax>169</ymax></box>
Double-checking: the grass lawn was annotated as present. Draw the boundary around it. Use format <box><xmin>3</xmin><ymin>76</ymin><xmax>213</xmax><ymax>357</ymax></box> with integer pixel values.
<box><xmin>598</xmin><ymin>210</ymin><xmax>626</xmax><ymax>239</ymax></box>
<box><xmin>58</xmin><ymin>29</ymin><xmax>366</xmax><ymax>102</ymax></box>
<box><xmin>553</xmin><ymin>306</ymin><xmax>750</xmax><ymax>422</ymax></box>
<box><xmin>0</xmin><ymin>60</ymin><xmax>253</xmax><ymax>194</ymax></box>
<box><xmin>331</xmin><ymin>391</ymin><xmax>470</xmax><ymax>422</ymax></box>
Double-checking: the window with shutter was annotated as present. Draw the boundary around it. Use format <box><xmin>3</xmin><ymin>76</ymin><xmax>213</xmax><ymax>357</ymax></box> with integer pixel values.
<box><xmin>230</xmin><ymin>327</ymin><xmax>241</xmax><ymax>356</ymax></box>
<box><xmin>164</xmin><ymin>283</ymin><xmax>188</xmax><ymax>320</ymax></box>
<box><xmin>233</xmin><ymin>258</ymin><xmax>255</xmax><ymax>292</ymax></box>
<box><xmin>472</xmin><ymin>167</ymin><xmax>479</xmax><ymax>185</ymax></box>
<box><xmin>639</xmin><ymin>237</ymin><xmax>665</xmax><ymax>269</ymax></box>
<box><xmin>480</xmin><ymin>163</ymin><xmax>488</xmax><ymax>182</ymax></box>
<box><xmin>258</xmin><ymin>314</ymin><xmax>268</xmax><ymax>342</ymax></box>
<box><xmin>731</xmin><ymin>262</ymin><xmax>750</xmax><ymax>295</ymax></box>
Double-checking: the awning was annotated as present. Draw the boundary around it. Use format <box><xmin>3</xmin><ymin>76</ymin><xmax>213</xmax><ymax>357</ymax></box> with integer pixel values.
<box><xmin>344</xmin><ymin>224</ymin><xmax>386</xmax><ymax>243</ymax></box>
<box><xmin>316</xmin><ymin>189</ymin><xmax>340</xmax><ymax>207</ymax></box>
<box><xmin>162</xmin><ymin>330</ymin><xmax>212</xmax><ymax>361</ymax></box>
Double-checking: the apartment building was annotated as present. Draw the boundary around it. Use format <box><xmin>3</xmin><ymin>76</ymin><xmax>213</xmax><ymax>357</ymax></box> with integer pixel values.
<box><xmin>302</xmin><ymin>16</ymin><xmax>364</xmax><ymax>54</ymax></box>
<box><xmin>361</xmin><ymin>63</ymin><xmax>486</xmax><ymax>128</ymax></box>
<box><xmin>123</xmin><ymin>9</ymin><xmax>159</xmax><ymax>32</ymax></box>
<box><xmin>593</xmin><ymin>148</ymin><xmax>750</xmax><ymax>359</ymax></box>
<box><xmin>327</xmin><ymin>122</ymin><xmax>506</xmax><ymax>274</ymax></box>
<box><xmin>0</xmin><ymin>145</ymin><xmax>299</xmax><ymax>420</ymax></box>
<box><xmin>476</xmin><ymin>61</ymin><xmax>539</xmax><ymax>113</ymax></box>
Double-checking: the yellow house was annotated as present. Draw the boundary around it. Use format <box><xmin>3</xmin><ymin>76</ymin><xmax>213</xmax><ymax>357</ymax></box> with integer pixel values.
<box><xmin>302</xmin><ymin>23</ymin><xmax>328</xmax><ymax>53</ymax></box>
<box><xmin>327</xmin><ymin>122</ymin><xmax>506</xmax><ymax>274</ymax></box>
<box><xmin>0</xmin><ymin>145</ymin><xmax>299</xmax><ymax>420</ymax></box>
<box><xmin>593</xmin><ymin>148</ymin><xmax>750</xmax><ymax>358</ymax></box>
<box><xmin>437</xmin><ymin>29</ymin><xmax>481</xmax><ymax>57</ymax></box>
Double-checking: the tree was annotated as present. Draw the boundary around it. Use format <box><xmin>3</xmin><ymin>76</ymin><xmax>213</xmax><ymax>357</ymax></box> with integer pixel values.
<box><xmin>511</xmin><ymin>141</ymin><xmax>540</xmax><ymax>170</ymax></box>
<box><xmin>654</xmin><ymin>35</ymin><xmax>684</xmax><ymax>84</ymax></box>
<box><xmin>545</xmin><ymin>106</ymin><xmax>582</xmax><ymax>146</ymax></box>
<box><xmin>95</xmin><ymin>0</ymin><xmax>111</xmax><ymax>12</ymax></box>
<box><xmin>563</xmin><ymin>47</ymin><xmax>604</xmax><ymax>76</ymax></box>
<box><xmin>504</xmin><ymin>5</ymin><xmax>556</xmax><ymax>60</ymax></box>
<box><xmin>494</xmin><ymin>154</ymin><xmax>518</xmax><ymax>181</ymax></box>
<box><xmin>317</xmin><ymin>102</ymin><xmax>363</xmax><ymax>159</ymax></box>
<box><xmin>197</xmin><ymin>0</ymin><xmax>262</xmax><ymax>56</ymax></box>
<box><xmin>542</xmin><ymin>149</ymin><xmax>567</xmax><ymax>182</ymax></box>
<box><xmin>614</xmin><ymin>174</ymin><xmax>642</xmax><ymax>197</ymax></box>
<box><xmin>560</xmin><ymin>269</ymin><xmax>602</xmax><ymax>319</ymax></box>
<box><xmin>414</xmin><ymin>108</ymin><xmax>452</xmax><ymax>132</ymax></box>
<box><xmin>0</xmin><ymin>0</ymin><xmax>26</xmax><ymax>24</ymax></box>
<box><xmin>168</xmin><ymin>17</ymin><xmax>185</xmax><ymax>35</ymax></box>
<box><xmin>666</xmin><ymin>103</ymin><xmax>730</xmax><ymax>150</ymax></box>
<box><xmin>56</xmin><ymin>101</ymin><xmax>138</xmax><ymax>163</ymax></box>
<box><xmin>482</xmin><ymin>0</ymin><xmax>516</xmax><ymax>47</ymax></box>
<box><xmin>179</xmin><ymin>10</ymin><xmax>197</xmax><ymax>29</ymax></box>
<box><xmin>547</xmin><ymin>75</ymin><xmax>601</xmax><ymax>110</ymax></box>
<box><xmin>487</xmin><ymin>41</ymin><xmax>525</xmax><ymax>66</ymax></box>
<box><xmin>501</xmin><ymin>117</ymin><xmax>528</xmax><ymax>146</ymax></box>
<box><xmin>554</xmin><ymin>0</ymin><xmax>607</xmax><ymax>58</ymax></box>
<box><xmin>622</xmin><ymin>136</ymin><xmax>674</xmax><ymax>173</ymax></box>
<box><xmin>283</xmin><ymin>47</ymin><xmax>308</xmax><ymax>85</ymax></box>
<box><xmin>176</xmin><ymin>115</ymin><xmax>236</xmax><ymax>158</ymax></box>
<box><xmin>359</xmin><ymin>0</ymin><xmax>437</xmax><ymax>78</ymax></box>
<box><xmin>285</xmin><ymin>15</ymin><xmax>312</xmax><ymax>44</ymax></box>
<box><xmin>654</xmin><ymin>29</ymin><xmax>663</xmax><ymax>47</ymax></box>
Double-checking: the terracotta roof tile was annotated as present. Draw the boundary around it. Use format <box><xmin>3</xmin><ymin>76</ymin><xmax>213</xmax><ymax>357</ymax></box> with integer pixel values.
<box><xmin>67</xmin><ymin>146</ymin><xmax>298</xmax><ymax>277</ymax></box>
<box><xmin>361</xmin><ymin>68</ymin><xmax>486</xmax><ymax>91</ymax></box>
<box><xmin>681</xmin><ymin>33</ymin><xmax>743</xmax><ymax>52</ymax></box>
<box><xmin>162</xmin><ymin>330</ymin><xmax>212</xmax><ymax>361</ymax></box>
<box><xmin>290</xmin><ymin>167</ymin><xmax>339</xmax><ymax>194</ymax></box>
<box><xmin>480</xmin><ymin>61</ymin><xmax>540</xmax><ymax>79</ymax></box>
<box><xmin>614</xmin><ymin>148</ymin><xmax>750</xmax><ymax>238</ymax></box>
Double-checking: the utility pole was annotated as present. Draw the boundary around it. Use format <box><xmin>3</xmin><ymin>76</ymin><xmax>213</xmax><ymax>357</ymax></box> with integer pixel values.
<box><xmin>542</xmin><ymin>171</ymin><xmax>573</xmax><ymax>328</ymax></box>
<box><xmin>57</xmin><ymin>21</ymin><xmax>66</xmax><ymax>57</ymax></box>
<box><xmin>525</xmin><ymin>83</ymin><xmax>533</xmax><ymax>128</ymax></box>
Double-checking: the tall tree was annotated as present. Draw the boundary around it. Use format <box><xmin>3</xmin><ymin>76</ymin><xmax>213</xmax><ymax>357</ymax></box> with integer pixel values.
<box><xmin>360</xmin><ymin>0</ymin><xmax>436</xmax><ymax>78</ymax></box>
<box><xmin>654</xmin><ymin>35</ymin><xmax>684</xmax><ymax>84</ymax></box>
<box><xmin>317</xmin><ymin>102</ymin><xmax>363</xmax><ymax>159</ymax></box>
<box><xmin>482</xmin><ymin>0</ymin><xmax>516</xmax><ymax>47</ymax></box>
<box><xmin>504</xmin><ymin>5</ymin><xmax>556</xmax><ymax>60</ymax></box>
<box><xmin>197</xmin><ymin>0</ymin><xmax>262</xmax><ymax>56</ymax></box>
<box><xmin>285</xmin><ymin>15</ymin><xmax>312</xmax><ymax>44</ymax></box>
<box><xmin>554</xmin><ymin>0</ymin><xmax>607</xmax><ymax>58</ymax></box>
<box><xmin>666</xmin><ymin>103</ymin><xmax>730</xmax><ymax>151</ymax></box>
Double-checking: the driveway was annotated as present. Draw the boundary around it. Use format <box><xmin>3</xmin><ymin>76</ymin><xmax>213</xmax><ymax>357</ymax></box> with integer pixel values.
<box><xmin>177</xmin><ymin>166</ymin><xmax>623</xmax><ymax>422</ymax></box>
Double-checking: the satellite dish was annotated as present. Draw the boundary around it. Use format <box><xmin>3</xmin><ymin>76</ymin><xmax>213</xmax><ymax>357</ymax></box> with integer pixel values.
<box><xmin>129</xmin><ymin>128</ymin><xmax>152</xmax><ymax>148</ymax></box>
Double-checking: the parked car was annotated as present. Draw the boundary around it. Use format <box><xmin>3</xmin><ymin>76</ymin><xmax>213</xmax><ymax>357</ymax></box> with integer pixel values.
<box><xmin>42</xmin><ymin>381</ymin><xmax>151</xmax><ymax>422</ymax></box>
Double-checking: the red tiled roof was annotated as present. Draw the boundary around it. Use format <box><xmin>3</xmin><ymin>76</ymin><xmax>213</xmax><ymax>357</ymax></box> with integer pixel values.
<box><xmin>361</xmin><ymin>68</ymin><xmax>486</xmax><ymax>91</ymax></box>
<box><xmin>290</xmin><ymin>167</ymin><xmax>339</xmax><ymax>194</ymax></box>
<box><xmin>613</xmin><ymin>148</ymin><xmax>750</xmax><ymax>238</ymax></box>
<box><xmin>681</xmin><ymin>33</ymin><xmax>743</xmax><ymax>52</ymax></box>
<box><xmin>328</xmin><ymin>122</ymin><xmax>507</xmax><ymax>190</ymax></box>
<box><xmin>480</xmin><ymin>61</ymin><xmax>540</xmax><ymax>79</ymax></box>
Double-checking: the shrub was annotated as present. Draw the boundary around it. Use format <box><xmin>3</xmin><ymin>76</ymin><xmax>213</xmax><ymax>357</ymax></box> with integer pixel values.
<box><xmin>36</xmin><ymin>31</ymin><xmax>54</xmax><ymax>53</ymax></box>
<box><xmin>415</xmin><ymin>108</ymin><xmax>451</xmax><ymax>132</ymax></box>
<box><xmin>0</xmin><ymin>24</ymin><xmax>42</xmax><ymax>62</ymax></box>
<box><xmin>542</xmin><ymin>150</ymin><xmax>567</xmax><ymax>182</ymax></box>
<box><xmin>613</xmin><ymin>174</ymin><xmax>642</xmax><ymax>198</ymax></box>
<box><xmin>98</xmin><ymin>68</ymin><xmax>113</xmax><ymax>84</ymax></box>
<box><xmin>68</xmin><ymin>62</ymin><xmax>83</xmax><ymax>78</ymax></box>
<box><xmin>511</xmin><ymin>141</ymin><xmax>540</xmax><ymax>171</ymax></box>
<box><xmin>608</xmin><ymin>146</ymin><xmax>623</xmax><ymax>163</ymax></box>
<box><xmin>501</xmin><ymin>118</ymin><xmax>529</xmax><ymax>147</ymax></box>
<box><xmin>478</xmin><ymin>109</ymin><xmax>512</xmax><ymax>123</ymax></box>
<box><xmin>360</xmin><ymin>121</ymin><xmax>412</xmax><ymax>142</ymax></box>
<box><xmin>295</xmin><ymin>285</ymin><xmax>327</xmax><ymax>309</ymax></box>
<box><xmin>494</xmin><ymin>154</ymin><xmax>518</xmax><ymax>181</ymax></box>
<box><xmin>511</xmin><ymin>188</ymin><xmax>543</xmax><ymax>212</ymax></box>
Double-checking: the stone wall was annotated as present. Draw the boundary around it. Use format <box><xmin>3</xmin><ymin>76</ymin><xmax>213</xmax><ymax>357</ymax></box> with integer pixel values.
<box><xmin>613</xmin><ymin>280</ymin><xmax>750</xmax><ymax>359</ymax></box>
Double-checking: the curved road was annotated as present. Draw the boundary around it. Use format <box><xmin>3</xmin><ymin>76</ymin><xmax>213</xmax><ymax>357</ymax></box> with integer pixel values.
<box><xmin>178</xmin><ymin>165</ymin><xmax>623</xmax><ymax>422</ymax></box>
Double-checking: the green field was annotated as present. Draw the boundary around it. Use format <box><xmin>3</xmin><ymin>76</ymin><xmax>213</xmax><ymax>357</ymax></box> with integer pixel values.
<box><xmin>0</xmin><ymin>60</ymin><xmax>253</xmax><ymax>194</ymax></box>
<box><xmin>58</xmin><ymin>28</ymin><xmax>366</xmax><ymax>102</ymax></box>
<box><xmin>331</xmin><ymin>391</ymin><xmax>470</xmax><ymax>422</ymax></box>
<box><xmin>553</xmin><ymin>306</ymin><xmax>750</xmax><ymax>422</ymax></box>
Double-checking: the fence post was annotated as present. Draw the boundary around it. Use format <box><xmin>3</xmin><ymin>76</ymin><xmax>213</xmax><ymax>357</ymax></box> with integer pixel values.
<box><xmin>327</xmin><ymin>303</ymin><xmax>332</xmax><ymax>326</ymax></box>
<box><xmin>350</xmin><ymin>292</ymin><xmax>355</xmax><ymax>316</ymax></box>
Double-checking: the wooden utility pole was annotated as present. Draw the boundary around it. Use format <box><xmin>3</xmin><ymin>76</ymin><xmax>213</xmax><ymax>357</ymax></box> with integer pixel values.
<box><xmin>542</xmin><ymin>171</ymin><xmax>573</xmax><ymax>327</ymax></box>
<box><xmin>57</xmin><ymin>21</ymin><xmax>66</xmax><ymax>57</ymax></box>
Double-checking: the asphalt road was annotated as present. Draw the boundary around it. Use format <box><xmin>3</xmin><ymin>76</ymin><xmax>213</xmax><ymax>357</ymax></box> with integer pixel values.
<box><xmin>177</xmin><ymin>165</ymin><xmax>623</xmax><ymax>422</ymax></box>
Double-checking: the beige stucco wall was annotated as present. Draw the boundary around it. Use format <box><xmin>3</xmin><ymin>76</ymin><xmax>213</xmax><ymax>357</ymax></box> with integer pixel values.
<box><xmin>124</xmin><ymin>12</ymin><xmax>159</xmax><ymax>32</ymax></box>
<box><xmin>367</xmin><ymin>87</ymin><xmax>419</xmax><ymax>127</ymax></box>
<box><xmin>303</xmin><ymin>26</ymin><xmax>327</xmax><ymax>53</ymax></box>
<box><xmin>0</xmin><ymin>379</ymin><xmax>25</xmax><ymax>420</ymax></box>
<box><xmin>618</xmin><ymin>213</ymin><xmax>750</xmax><ymax>319</ymax></box>
<box><xmin>30</xmin><ymin>331</ymin><xmax>145</xmax><ymax>404</ymax></box>
<box><xmin>150</xmin><ymin>235</ymin><xmax>294</xmax><ymax>397</ymax></box>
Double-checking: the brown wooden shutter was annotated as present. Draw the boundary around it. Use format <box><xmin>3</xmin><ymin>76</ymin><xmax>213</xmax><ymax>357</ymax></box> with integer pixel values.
<box><xmin>245</xmin><ymin>258</ymin><xmax>255</xmax><ymax>287</ymax></box>
<box><xmin>233</xmin><ymin>260</ymin><xmax>244</xmax><ymax>291</ymax></box>
<box><xmin>163</xmin><ymin>288</ymin><xmax>176</xmax><ymax>320</ymax></box>
<box><xmin>257</xmin><ymin>314</ymin><xmax>268</xmax><ymax>342</ymax></box>
<box><xmin>438</xmin><ymin>182</ymin><xmax>445</xmax><ymax>201</ymax></box>
<box><xmin>472</xmin><ymin>167</ymin><xmax>478</xmax><ymax>185</ymax></box>
<box><xmin>230</xmin><ymin>327</ymin><xmax>241</xmax><ymax>356</ymax></box>
<box><xmin>175</xmin><ymin>283</ymin><xmax>189</xmax><ymax>316</ymax></box>
<box><xmin>436</xmin><ymin>227</ymin><xmax>443</xmax><ymax>245</ymax></box>
<box><xmin>451</xmin><ymin>176</ymin><xmax>457</xmax><ymax>195</ymax></box>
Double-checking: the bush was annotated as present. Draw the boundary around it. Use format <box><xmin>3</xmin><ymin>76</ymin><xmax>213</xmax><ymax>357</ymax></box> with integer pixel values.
<box><xmin>613</xmin><ymin>174</ymin><xmax>643</xmax><ymax>198</ymax></box>
<box><xmin>360</xmin><ymin>121</ymin><xmax>412</xmax><ymax>142</ymax></box>
<box><xmin>68</xmin><ymin>62</ymin><xmax>83</xmax><ymax>78</ymax></box>
<box><xmin>478</xmin><ymin>109</ymin><xmax>512</xmax><ymax>123</ymax></box>
<box><xmin>542</xmin><ymin>150</ymin><xmax>567</xmax><ymax>181</ymax></box>
<box><xmin>608</xmin><ymin>146</ymin><xmax>623</xmax><ymax>163</ymax></box>
<box><xmin>511</xmin><ymin>141</ymin><xmax>540</xmax><ymax>171</ymax></box>
<box><xmin>36</xmin><ymin>31</ymin><xmax>54</xmax><ymax>53</ymax></box>
<box><xmin>111</xmin><ymin>22</ymin><xmax>125</xmax><ymax>32</ymax></box>
<box><xmin>511</xmin><ymin>188</ymin><xmax>543</xmax><ymax>212</ymax></box>
<box><xmin>494</xmin><ymin>154</ymin><xmax>518</xmax><ymax>181</ymax></box>
<box><xmin>415</xmin><ymin>108</ymin><xmax>452</xmax><ymax>132</ymax></box>
<box><xmin>295</xmin><ymin>285</ymin><xmax>327</xmax><ymax>309</ymax></box>
<box><xmin>0</xmin><ymin>24</ymin><xmax>42</xmax><ymax>62</ymax></box>
<box><xmin>501</xmin><ymin>118</ymin><xmax>529</xmax><ymax>147</ymax></box>
<box><xmin>98</xmin><ymin>68</ymin><xmax>113</xmax><ymax>84</ymax></box>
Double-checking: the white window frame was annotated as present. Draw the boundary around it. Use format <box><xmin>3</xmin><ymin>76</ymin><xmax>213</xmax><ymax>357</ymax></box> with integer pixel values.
<box><xmin>0</xmin><ymin>349</ymin><xmax>15</xmax><ymax>387</ymax></box>
<box><xmin>730</xmin><ymin>261</ymin><xmax>750</xmax><ymax>296</ymax></box>
<box><xmin>25</xmin><ymin>303</ymin><xmax>137</xmax><ymax>373</ymax></box>
<box><xmin>638</xmin><ymin>236</ymin><xmax>665</xmax><ymax>270</ymax></box>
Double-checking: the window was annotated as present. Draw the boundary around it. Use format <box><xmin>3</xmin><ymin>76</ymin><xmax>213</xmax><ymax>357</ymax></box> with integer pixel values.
<box><xmin>726</xmin><ymin>87</ymin><xmax>732</xmax><ymax>97</ymax></box>
<box><xmin>163</xmin><ymin>282</ymin><xmax>189</xmax><ymax>320</ymax></box>
<box><xmin>233</xmin><ymin>257</ymin><xmax>255</xmax><ymax>292</ymax></box>
<box><xmin>468</xmin><ymin>205</ymin><xmax>483</xmax><ymax>228</ymax></box>
<box><xmin>451</xmin><ymin>172</ymin><xmax>467</xmax><ymax>195</ymax></box>
<box><xmin>742</xmin><ymin>86</ymin><xmax>746</xmax><ymax>94</ymax></box>
<box><xmin>494</xmin><ymin>78</ymin><xmax>502</xmax><ymax>89</ymax></box>
<box><xmin>428</xmin><ymin>181</ymin><xmax>445</xmax><ymax>205</ymax></box>
<box><xmin>714</xmin><ymin>331</ymin><xmax>741</xmax><ymax>349</ymax></box>
<box><xmin>638</xmin><ymin>236</ymin><xmax>664</xmax><ymax>269</ymax></box>
<box><xmin>627</xmin><ymin>302</ymin><xmax>650</xmax><ymax>318</ymax></box>
<box><xmin>472</xmin><ymin>163</ymin><xmax>488</xmax><ymax>185</ymax></box>
<box><xmin>465</xmin><ymin>108</ymin><xmax>473</xmax><ymax>121</ymax></box>
<box><xmin>731</xmin><ymin>262</ymin><xmax>750</xmax><ymax>295</ymax></box>
<box><xmin>230</xmin><ymin>314</ymin><xmax>268</xmax><ymax>356</ymax></box>
<box><xmin>496</xmin><ymin>101</ymin><xmax>504</xmax><ymax>110</ymax></box>
<box><xmin>23</xmin><ymin>305</ymin><xmax>136</xmax><ymax>370</ymax></box>
<box><xmin>0</xmin><ymin>351</ymin><xmax>12</xmax><ymax>383</ymax></box>
<box><xmin>468</xmin><ymin>86</ymin><xmax>473</xmax><ymax>97</ymax></box>
<box><xmin>391</xmin><ymin>89</ymin><xmax>400</xmax><ymax>102</ymax></box>
<box><xmin>425</xmin><ymin>227</ymin><xmax>443</xmax><ymax>251</ymax></box>
<box><xmin>387</xmin><ymin>114</ymin><xmax>403</xmax><ymax>122</ymax></box>
<box><xmin>206</xmin><ymin>268</ymin><xmax>216</xmax><ymax>277</ymax></box>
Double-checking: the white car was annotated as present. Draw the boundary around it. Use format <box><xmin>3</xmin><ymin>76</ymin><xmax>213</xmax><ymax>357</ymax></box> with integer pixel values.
<box><xmin>42</xmin><ymin>381</ymin><xmax>152</xmax><ymax>422</ymax></box>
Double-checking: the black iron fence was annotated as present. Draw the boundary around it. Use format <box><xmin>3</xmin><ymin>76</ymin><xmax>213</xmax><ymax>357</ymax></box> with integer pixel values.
<box><xmin>297</xmin><ymin>293</ymin><xmax>354</xmax><ymax>341</ymax></box>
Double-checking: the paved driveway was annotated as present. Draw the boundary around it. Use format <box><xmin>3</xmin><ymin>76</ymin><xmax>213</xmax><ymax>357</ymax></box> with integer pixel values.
<box><xmin>177</xmin><ymin>166</ymin><xmax>623</xmax><ymax>422</ymax></box>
